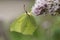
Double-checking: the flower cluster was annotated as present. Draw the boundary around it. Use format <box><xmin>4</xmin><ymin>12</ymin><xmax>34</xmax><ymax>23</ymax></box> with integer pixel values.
<box><xmin>32</xmin><ymin>0</ymin><xmax>60</xmax><ymax>16</ymax></box>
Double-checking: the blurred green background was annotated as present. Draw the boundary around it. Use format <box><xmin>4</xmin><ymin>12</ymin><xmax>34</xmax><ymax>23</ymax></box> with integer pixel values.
<box><xmin>0</xmin><ymin>0</ymin><xmax>60</xmax><ymax>40</ymax></box>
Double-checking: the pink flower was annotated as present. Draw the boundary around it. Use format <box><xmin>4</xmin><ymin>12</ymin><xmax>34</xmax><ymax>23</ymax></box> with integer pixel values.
<box><xmin>32</xmin><ymin>0</ymin><xmax>60</xmax><ymax>16</ymax></box>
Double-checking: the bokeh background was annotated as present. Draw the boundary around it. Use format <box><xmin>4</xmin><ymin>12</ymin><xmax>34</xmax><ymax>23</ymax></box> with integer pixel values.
<box><xmin>0</xmin><ymin>0</ymin><xmax>60</xmax><ymax>40</ymax></box>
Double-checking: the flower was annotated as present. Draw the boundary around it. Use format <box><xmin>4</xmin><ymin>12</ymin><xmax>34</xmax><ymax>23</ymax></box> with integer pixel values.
<box><xmin>32</xmin><ymin>0</ymin><xmax>60</xmax><ymax>16</ymax></box>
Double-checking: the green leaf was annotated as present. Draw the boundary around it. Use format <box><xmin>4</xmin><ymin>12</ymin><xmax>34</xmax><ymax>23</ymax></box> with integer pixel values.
<box><xmin>10</xmin><ymin>13</ymin><xmax>37</xmax><ymax>35</ymax></box>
